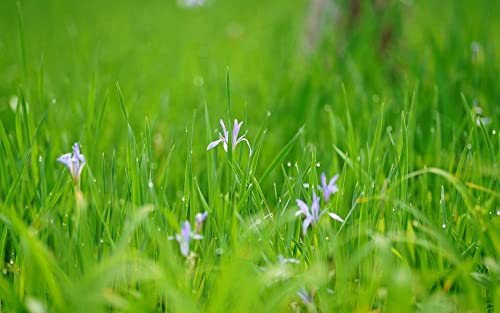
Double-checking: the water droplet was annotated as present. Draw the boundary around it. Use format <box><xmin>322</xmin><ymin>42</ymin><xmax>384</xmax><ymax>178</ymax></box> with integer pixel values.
<box><xmin>38</xmin><ymin>155</ymin><xmax>42</xmax><ymax>162</ymax></box>
<box><xmin>325</xmin><ymin>236</ymin><xmax>329</xmax><ymax>240</ymax></box>
<box><xmin>467</xmin><ymin>144</ymin><xmax>472</xmax><ymax>150</ymax></box>
<box><xmin>316</xmin><ymin>162</ymin><xmax>320</xmax><ymax>167</ymax></box>
<box><xmin>496</xmin><ymin>210</ymin><xmax>500</xmax><ymax>216</ymax></box>
<box><xmin>9</xmin><ymin>260</ymin><xmax>14</xmax><ymax>265</ymax></box>
<box><xmin>287</xmin><ymin>162</ymin><xmax>291</xmax><ymax>167</ymax></box>
<box><xmin>2</xmin><ymin>268</ymin><xmax>7</xmax><ymax>275</ymax></box>
<box><xmin>181</xmin><ymin>196</ymin><xmax>186</xmax><ymax>202</ymax></box>
<box><xmin>492</xmin><ymin>130</ymin><xmax>497</xmax><ymax>135</ymax></box>
<box><xmin>50</xmin><ymin>219</ymin><xmax>54</xmax><ymax>224</ymax></box>
<box><xmin>157</xmin><ymin>227</ymin><xmax>161</xmax><ymax>232</ymax></box>
<box><xmin>81</xmin><ymin>243</ymin><xmax>85</xmax><ymax>247</ymax></box>
<box><xmin>100</xmin><ymin>238</ymin><xmax>104</xmax><ymax>244</ymax></box>
<box><xmin>267</xmin><ymin>111</ymin><xmax>271</xmax><ymax>117</ymax></box>
<box><xmin>148</xmin><ymin>180</ymin><xmax>153</xmax><ymax>188</ymax></box>
<box><xmin>442</xmin><ymin>224</ymin><xmax>447</xmax><ymax>229</ymax></box>
<box><xmin>215</xmin><ymin>248</ymin><xmax>223</xmax><ymax>256</ymax></box>
<box><xmin>93</xmin><ymin>178</ymin><xmax>97</xmax><ymax>183</ymax></box>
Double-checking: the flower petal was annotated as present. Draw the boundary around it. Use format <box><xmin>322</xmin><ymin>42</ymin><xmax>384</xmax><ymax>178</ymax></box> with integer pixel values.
<box><xmin>232</xmin><ymin>119</ymin><xmax>242</xmax><ymax>146</ymax></box>
<box><xmin>328</xmin><ymin>174</ymin><xmax>339</xmax><ymax>187</ymax></box>
<box><xmin>328</xmin><ymin>212</ymin><xmax>344</xmax><ymax>223</ymax></box>
<box><xmin>296</xmin><ymin>199</ymin><xmax>309</xmax><ymax>216</ymax></box>
<box><xmin>311</xmin><ymin>191</ymin><xmax>321</xmax><ymax>219</ymax></box>
<box><xmin>207</xmin><ymin>138</ymin><xmax>223</xmax><ymax>150</ymax></box>
<box><xmin>302</xmin><ymin>216</ymin><xmax>313</xmax><ymax>235</ymax></box>
<box><xmin>236</xmin><ymin>136</ymin><xmax>252</xmax><ymax>155</ymax></box>
<box><xmin>321</xmin><ymin>173</ymin><xmax>327</xmax><ymax>189</ymax></box>
<box><xmin>181</xmin><ymin>221</ymin><xmax>191</xmax><ymax>242</ymax></box>
<box><xmin>219</xmin><ymin>119</ymin><xmax>228</xmax><ymax>138</ymax></box>
<box><xmin>57</xmin><ymin>153</ymin><xmax>72</xmax><ymax>168</ymax></box>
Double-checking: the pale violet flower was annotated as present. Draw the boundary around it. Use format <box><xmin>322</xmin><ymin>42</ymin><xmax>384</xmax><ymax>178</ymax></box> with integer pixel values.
<box><xmin>207</xmin><ymin>119</ymin><xmax>251</xmax><ymax>154</ymax></box>
<box><xmin>296</xmin><ymin>191</ymin><xmax>344</xmax><ymax>234</ymax></box>
<box><xmin>195</xmin><ymin>211</ymin><xmax>208</xmax><ymax>233</ymax></box>
<box><xmin>173</xmin><ymin>212</ymin><xmax>207</xmax><ymax>257</ymax></box>
<box><xmin>318</xmin><ymin>173</ymin><xmax>339</xmax><ymax>201</ymax></box>
<box><xmin>57</xmin><ymin>143</ymin><xmax>86</xmax><ymax>183</ymax></box>
<box><xmin>297</xmin><ymin>287</ymin><xmax>314</xmax><ymax>305</ymax></box>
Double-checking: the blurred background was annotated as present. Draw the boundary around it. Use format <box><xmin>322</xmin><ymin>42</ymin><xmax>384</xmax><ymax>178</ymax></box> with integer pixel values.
<box><xmin>0</xmin><ymin>0</ymin><xmax>498</xmax><ymax>189</ymax></box>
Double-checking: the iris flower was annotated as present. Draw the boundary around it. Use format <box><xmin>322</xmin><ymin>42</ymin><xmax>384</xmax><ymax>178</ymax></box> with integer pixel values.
<box><xmin>195</xmin><ymin>211</ymin><xmax>208</xmax><ymax>233</ymax></box>
<box><xmin>207</xmin><ymin>119</ymin><xmax>251</xmax><ymax>154</ymax></box>
<box><xmin>318</xmin><ymin>173</ymin><xmax>339</xmax><ymax>202</ymax></box>
<box><xmin>57</xmin><ymin>143</ymin><xmax>86</xmax><ymax>184</ymax></box>
<box><xmin>296</xmin><ymin>192</ymin><xmax>344</xmax><ymax>234</ymax></box>
<box><xmin>175</xmin><ymin>212</ymin><xmax>207</xmax><ymax>257</ymax></box>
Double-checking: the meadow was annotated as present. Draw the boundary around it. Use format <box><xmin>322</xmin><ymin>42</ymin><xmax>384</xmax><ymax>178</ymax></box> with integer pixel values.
<box><xmin>0</xmin><ymin>0</ymin><xmax>499</xmax><ymax>312</ymax></box>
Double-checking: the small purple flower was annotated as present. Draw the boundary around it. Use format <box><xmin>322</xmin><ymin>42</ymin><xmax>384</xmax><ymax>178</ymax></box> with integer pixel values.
<box><xmin>318</xmin><ymin>173</ymin><xmax>339</xmax><ymax>202</ymax></box>
<box><xmin>207</xmin><ymin>119</ymin><xmax>251</xmax><ymax>154</ymax></box>
<box><xmin>175</xmin><ymin>221</ymin><xmax>192</xmax><ymax>257</ymax></box>
<box><xmin>297</xmin><ymin>287</ymin><xmax>314</xmax><ymax>305</ymax></box>
<box><xmin>195</xmin><ymin>211</ymin><xmax>208</xmax><ymax>233</ymax></box>
<box><xmin>174</xmin><ymin>213</ymin><xmax>206</xmax><ymax>257</ymax></box>
<box><xmin>57</xmin><ymin>143</ymin><xmax>86</xmax><ymax>183</ymax></box>
<box><xmin>296</xmin><ymin>191</ymin><xmax>344</xmax><ymax>234</ymax></box>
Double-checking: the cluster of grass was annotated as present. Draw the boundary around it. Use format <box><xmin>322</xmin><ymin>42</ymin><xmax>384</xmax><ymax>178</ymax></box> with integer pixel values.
<box><xmin>0</xmin><ymin>0</ymin><xmax>499</xmax><ymax>312</ymax></box>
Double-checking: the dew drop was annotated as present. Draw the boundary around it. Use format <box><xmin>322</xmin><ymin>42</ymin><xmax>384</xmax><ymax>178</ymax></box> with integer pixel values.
<box><xmin>9</xmin><ymin>260</ymin><xmax>14</xmax><ymax>265</ymax></box>
<box><xmin>38</xmin><ymin>155</ymin><xmax>43</xmax><ymax>162</ymax></box>
<box><xmin>442</xmin><ymin>224</ymin><xmax>447</xmax><ymax>229</ymax></box>
<box><xmin>181</xmin><ymin>196</ymin><xmax>186</xmax><ymax>202</ymax></box>
<box><xmin>287</xmin><ymin>162</ymin><xmax>291</xmax><ymax>167</ymax></box>
<box><xmin>215</xmin><ymin>248</ymin><xmax>223</xmax><ymax>256</ymax></box>
<box><xmin>148</xmin><ymin>180</ymin><xmax>154</xmax><ymax>188</ymax></box>
<box><xmin>493</xmin><ymin>130</ymin><xmax>497</xmax><ymax>135</ymax></box>
<box><xmin>267</xmin><ymin>111</ymin><xmax>271</xmax><ymax>117</ymax></box>
<box><xmin>467</xmin><ymin>144</ymin><xmax>472</xmax><ymax>150</ymax></box>
<box><xmin>316</xmin><ymin>162</ymin><xmax>320</xmax><ymax>167</ymax></box>
<box><xmin>2</xmin><ymin>268</ymin><xmax>6</xmax><ymax>275</ymax></box>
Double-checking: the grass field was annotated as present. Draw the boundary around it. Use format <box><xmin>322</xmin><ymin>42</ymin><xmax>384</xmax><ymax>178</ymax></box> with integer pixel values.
<box><xmin>0</xmin><ymin>0</ymin><xmax>499</xmax><ymax>312</ymax></box>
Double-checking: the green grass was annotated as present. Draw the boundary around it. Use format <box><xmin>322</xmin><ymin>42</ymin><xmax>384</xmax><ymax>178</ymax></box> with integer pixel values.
<box><xmin>0</xmin><ymin>0</ymin><xmax>499</xmax><ymax>312</ymax></box>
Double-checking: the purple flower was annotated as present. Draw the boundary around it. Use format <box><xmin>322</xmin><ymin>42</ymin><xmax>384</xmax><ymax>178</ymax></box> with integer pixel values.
<box><xmin>296</xmin><ymin>191</ymin><xmax>344</xmax><ymax>234</ymax></box>
<box><xmin>207</xmin><ymin>119</ymin><xmax>251</xmax><ymax>154</ymax></box>
<box><xmin>318</xmin><ymin>173</ymin><xmax>339</xmax><ymax>202</ymax></box>
<box><xmin>175</xmin><ymin>221</ymin><xmax>192</xmax><ymax>257</ymax></box>
<box><xmin>57</xmin><ymin>143</ymin><xmax>86</xmax><ymax>183</ymax></box>
<box><xmin>297</xmin><ymin>287</ymin><xmax>314</xmax><ymax>305</ymax></box>
<box><xmin>195</xmin><ymin>211</ymin><xmax>208</xmax><ymax>233</ymax></box>
<box><xmin>174</xmin><ymin>214</ymin><xmax>205</xmax><ymax>257</ymax></box>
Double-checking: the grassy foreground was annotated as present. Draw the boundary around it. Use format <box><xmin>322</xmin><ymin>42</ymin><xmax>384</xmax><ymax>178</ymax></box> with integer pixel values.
<box><xmin>0</xmin><ymin>0</ymin><xmax>499</xmax><ymax>312</ymax></box>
